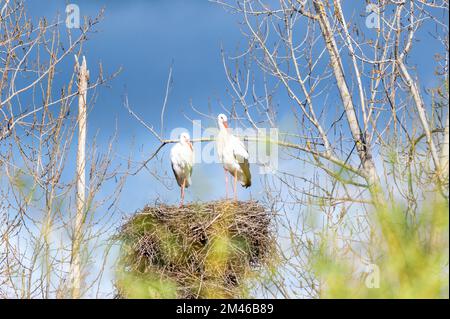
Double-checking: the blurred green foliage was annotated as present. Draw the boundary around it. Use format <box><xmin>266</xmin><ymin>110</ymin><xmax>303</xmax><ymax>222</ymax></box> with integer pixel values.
<box><xmin>313</xmin><ymin>198</ymin><xmax>449</xmax><ymax>298</ymax></box>
<box><xmin>116</xmin><ymin>270</ymin><xmax>178</xmax><ymax>299</ymax></box>
<box><xmin>11</xmin><ymin>169</ymin><xmax>37</xmax><ymax>202</ymax></box>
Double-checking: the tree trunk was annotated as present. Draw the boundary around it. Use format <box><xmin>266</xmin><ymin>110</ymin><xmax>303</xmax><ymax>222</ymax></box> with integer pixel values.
<box><xmin>312</xmin><ymin>0</ymin><xmax>385</xmax><ymax>207</ymax></box>
<box><xmin>398</xmin><ymin>61</ymin><xmax>444</xmax><ymax>186</ymax></box>
<box><xmin>72</xmin><ymin>56</ymin><xmax>88</xmax><ymax>298</ymax></box>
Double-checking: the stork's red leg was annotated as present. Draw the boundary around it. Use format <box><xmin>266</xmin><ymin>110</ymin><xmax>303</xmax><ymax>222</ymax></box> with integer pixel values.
<box><xmin>224</xmin><ymin>168</ymin><xmax>229</xmax><ymax>200</ymax></box>
<box><xmin>234</xmin><ymin>170</ymin><xmax>237</xmax><ymax>201</ymax></box>
<box><xmin>180</xmin><ymin>178</ymin><xmax>186</xmax><ymax>207</ymax></box>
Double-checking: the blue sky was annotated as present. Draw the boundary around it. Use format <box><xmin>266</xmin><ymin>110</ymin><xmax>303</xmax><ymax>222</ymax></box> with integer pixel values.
<box><xmin>25</xmin><ymin>0</ymin><xmax>258</xmax><ymax>209</ymax></box>
<box><xmin>24</xmin><ymin>0</ymin><xmax>447</xmax><ymax>210</ymax></box>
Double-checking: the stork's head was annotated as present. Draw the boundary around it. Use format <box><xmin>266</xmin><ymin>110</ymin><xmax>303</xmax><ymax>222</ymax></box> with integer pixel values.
<box><xmin>217</xmin><ymin>113</ymin><xmax>228</xmax><ymax>130</ymax></box>
<box><xmin>179</xmin><ymin>132</ymin><xmax>193</xmax><ymax>150</ymax></box>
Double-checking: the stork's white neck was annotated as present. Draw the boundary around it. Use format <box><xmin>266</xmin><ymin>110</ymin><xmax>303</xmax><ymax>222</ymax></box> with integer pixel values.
<box><xmin>218</xmin><ymin>122</ymin><xmax>228</xmax><ymax>132</ymax></box>
<box><xmin>180</xmin><ymin>139</ymin><xmax>193</xmax><ymax>152</ymax></box>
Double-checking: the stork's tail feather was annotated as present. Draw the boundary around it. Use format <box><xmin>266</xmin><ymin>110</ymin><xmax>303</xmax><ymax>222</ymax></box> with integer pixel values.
<box><xmin>239</xmin><ymin>158</ymin><xmax>251</xmax><ymax>188</ymax></box>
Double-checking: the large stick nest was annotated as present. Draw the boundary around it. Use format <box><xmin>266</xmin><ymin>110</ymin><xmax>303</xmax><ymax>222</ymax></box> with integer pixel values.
<box><xmin>115</xmin><ymin>200</ymin><xmax>274</xmax><ymax>299</ymax></box>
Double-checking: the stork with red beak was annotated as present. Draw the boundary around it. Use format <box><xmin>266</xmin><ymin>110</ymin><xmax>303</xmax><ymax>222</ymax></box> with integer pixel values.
<box><xmin>216</xmin><ymin>114</ymin><xmax>251</xmax><ymax>200</ymax></box>
<box><xmin>170</xmin><ymin>132</ymin><xmax>194</xmax><ymax>206</ymax></box>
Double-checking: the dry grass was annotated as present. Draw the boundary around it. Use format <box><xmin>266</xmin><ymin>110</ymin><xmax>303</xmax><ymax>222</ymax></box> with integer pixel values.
<box><xmin>115</xmin><ymin>200</ymin><xmax>274</xmax><ymax>299</ymax></box>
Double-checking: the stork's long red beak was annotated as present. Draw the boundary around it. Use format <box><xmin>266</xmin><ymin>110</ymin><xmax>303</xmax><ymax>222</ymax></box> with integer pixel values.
<box><xmin>188</xmin><ymin>141</ymin><xmax>193</xmax><ymax>151</ymax></box>
<box><xmin>223</xmin><ymin>121</ymin><xmax>228</xmax><ymax>129</ymax></box>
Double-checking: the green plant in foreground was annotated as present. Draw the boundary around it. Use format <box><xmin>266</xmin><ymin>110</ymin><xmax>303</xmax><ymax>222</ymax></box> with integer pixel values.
<box><xmin>314</xmin><ymin>199</ymin><xmax>449</xmax><ymax>298</ymax></box>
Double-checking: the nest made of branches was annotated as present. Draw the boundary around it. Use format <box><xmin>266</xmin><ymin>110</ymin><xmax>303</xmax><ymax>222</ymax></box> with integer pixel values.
<box><xmin>115</xmin><ymin>200</ymin><xmax>274</xmax><ymax>299</ymax></box>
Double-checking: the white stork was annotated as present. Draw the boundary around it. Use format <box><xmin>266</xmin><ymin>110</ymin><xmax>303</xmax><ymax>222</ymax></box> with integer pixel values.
<box><xmin>170</xmin><ymin>132</ymin><xmax>194</xmax><ymax>206</ymax></box>
<box><xmin>216</xmin><ymin>113</ymin><xmax>251</xmax><ymax>200</ymax></box>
